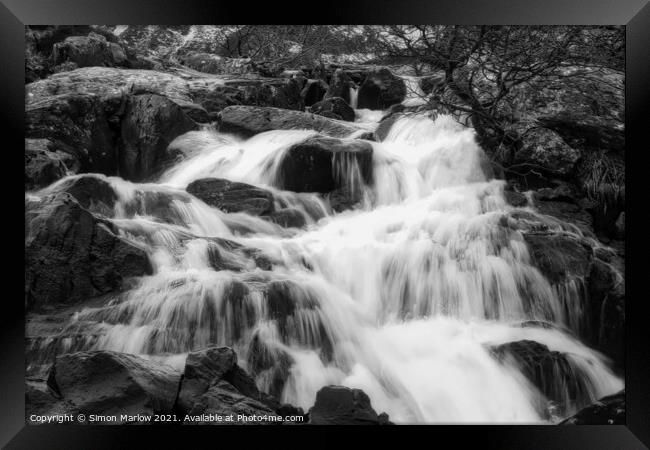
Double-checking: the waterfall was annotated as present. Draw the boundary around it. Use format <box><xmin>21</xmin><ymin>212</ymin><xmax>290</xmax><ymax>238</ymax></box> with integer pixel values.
<box><xmin>31</xmin><ymin>112</ymin><xmax>623</xmax><ymax>423</ymax></box>
<box><xmin>349</xmin><ymin>86</ymin><xmax>359</xmax><ymax>109</ymax></box>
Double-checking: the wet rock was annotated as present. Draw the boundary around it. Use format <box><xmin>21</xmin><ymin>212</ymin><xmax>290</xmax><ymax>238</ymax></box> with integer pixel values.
<box><xmin>217</xmin><ymin>105</ymin><xmax>367</xmax><ymax>139</ymax></box>
<box><xmin>45</xmin><ymin>174</ymin><xmax>118</xmax><ymax>216</ymax></box>
<box><xmin>119</xmin><ymin>94</ymin><xmax>198</xmax><ymax>181</ymax></box>
<box><xmin>491</xmin><ymin>340</ymin><xmax>592</xmax><ymax>416</ymax></box>
<box><xmin>277</xmin><ymin>136</ymin><xmax>373</xmax><ymax>193</ymax></box>
<box><xmin>265</xmin><ymin>208</ymin><xmax>307</xmax><ymax>228</ymax></box>
<box><xmin>514</xmin><ymin>127</ymin><xmax>581</xmax><ymax>176</ymax></box>
<box><xmin>25</xmin><ymin>380</ymin><xmax>67</xmax><ymax>418</ymax></box>
<box><xmin>176</xmin><ymin>347</ymin><xmax>238</xmax><ymax>414</ymax></box>
<box><xmin>301</xmin><ymin>79</ymin><xmax>328</xmax><ymax>106</ymax></box>
<box><xmin>503</xmin><ymin>187</ymin><xmax>528</xmax><ymax>207</ymax></box>
<box><xmin>560</xmin><ymin>390</ymin><xmax>625</xmax><ymax>425</ymax></box>
<box><xmin>311</xmin><ymin>97</ymin><xmax>355</xmax><ymax>122</ymax></box>
<box><xmin>324</xmin><ymin>69</ymin><xmax>352</xmax><ymax>104</ymax></box>
<box><xmin>47</xmin><ymin>351</ymin><xmax>181</xmax><ymax>419</ymax></box>
<box><xmin>308</xmin><ymin>386</ymin><xmax>391</xmax><ymax>425</ymax></box>
<box><xmin>25</xmin><ymin>139</ymin><xmax>77</xmax><ymax>190</ymax></box>
<box><xmin>247</xmin><ymin>334</ymin><xmax>295</xmax><ymax>399</ymax></box>
<box><xmin>357</xmin><ymin>68</ymin><xmax>406</xmax><ymax>110</ymax></box>
<box><xmin>187</xmin><ymin>178</ymin><xmax>274</xmax><ymax>215</ymax></box>
<box><xmin>25</xmin><ymin>193</ymin><xmax>152</xmax><ymax>310</ymax></box>
<box><xmin>522</xmin><ymin>232</ymin><xmax>593</xmax><ymax>284</ymax></box>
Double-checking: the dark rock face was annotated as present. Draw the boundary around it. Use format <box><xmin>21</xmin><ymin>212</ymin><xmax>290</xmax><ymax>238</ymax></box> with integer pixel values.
<box><xmin>247</xmin><ymin>334</ymin><xmax>295</xmax><ymax>399</ymax></box>
<box><xmin>560</xmin><ymin>390</ymin><xmax>625</xmax><ymax>425</ymax></box>
<box><xmin>308</xmin><ymin>386</ymin><xmax>391</xmax><ymax>425</ymax></box>
<box><xmin>226</xmin><ymin>78</ymin><xmax>305</xmax><ymax>112</ymax></box>
<box><xmin>25</xmin><ymin>194</ymin><xmax>152</xmax><ymax>310</ymax></box>
<box><xmin>25</xmin><ymin>139</ymin><xmax>77</xmax><ymax>191</ymax></box>
<box><xmin>265</xmin><ymin>208</ymin><xmax>307</xmax><ymax>228</ymax></box>
<box><xmin>277</xmin><ymin>137</ymin><xmax>373</xmax><ymax>193</ymax></box>
<box><xmin>176</xmin><ymin>347</ymin><xmax>238</xmax><ymax>414</ymax></box>
<box><xmin>52</xmin><ymin>32</ymin><xmax>129</xmax><ymax>69</ymax></box>
<box><xmin>218</xmin><ymin>105</ymin><xmax>366</xmax><ymax>138</ymax></box>
<box><xmin>119</xmin><ymin>94</ymin><xmax>198</xmax><ymax>181</ymax></box>
<box><xmin>491</xmin><ymin>340</ymin><xmax>593</xmax><ymax>417</ymax></box>
<box><xmin>514</xmin><ymin>127</ymin><xmax>581</xmax><ymax>176</ymax></box>
<box><xmin>357</xmin><ymin>68</ymin><xmax>406</xmax><ymax>110</ymax></box>
<box><xmin>301</xmin><ymin>79</ymin><xmax>328</xmax><ymax>107</ymax></box>
<box><xmin>522</xmin><ymin>232</ymin><xmax>593</xmax><ymax>284</ymax></box>
<box><xmin>311</xmin><ymin>97</ymin><xmax>355</xmax><ymax>122</ymax></box>
<box><xmin>187</xmin><ymin>178</ymin><xmax>274</xmax><ymax>215</ymax></box>
<box><xmin>324</xmin><ymin>69</ymin><xmax>352</xmax><ymax>104</ymax></box>
<box><xmin>47</xmin><ymin>351</ymin><xmax>180</xmax><ymax>420</ymax></box>
<box><xmin>46</xmin><ymin>174</ymin><xmax>118</xmax><ymax>216</ymax></box>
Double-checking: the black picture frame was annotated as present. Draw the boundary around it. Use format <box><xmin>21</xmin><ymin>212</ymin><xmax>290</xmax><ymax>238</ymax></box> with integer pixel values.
<box><xmin>3</xmin><ymin>0</ymin><xmax>648</xmax><ymax>447</ymax></box>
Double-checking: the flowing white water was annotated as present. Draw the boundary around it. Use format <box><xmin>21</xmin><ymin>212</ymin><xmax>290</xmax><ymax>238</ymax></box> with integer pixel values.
<box><xmin>34</xmin><ymin>111</ymin><xmax>622</xmax><ymax>423</ymax></box>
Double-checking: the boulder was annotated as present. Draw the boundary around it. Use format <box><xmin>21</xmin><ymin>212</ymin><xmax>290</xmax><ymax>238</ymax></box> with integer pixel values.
<box><xmin>277</xmin><ymin>136</ymin><xmax>373</xmax><ymax>194</ymax></box>
<box><xmin>186</xmin><ymin>178</ymin><xmax>274</xmax><ymax>215</ymax></box>
<box><xmin>522</xmin><ymin>232</ymin><xmax>593</xmax><ymax>284</ymax></box>
<box><xmin>25</xmin><ymin>139</ymin><xmax>77</xmax><ymax>190</ymax></box>
<box><xmin>311</xmin><ymin>97</ymin><xmax>355</xmax><ymax>122</ymax></box>
<box><xmin>25</xmin><ymin>193</ymin><xmax>152</xmax><ymax>310</ymax></box>
<box><xmin>491</xmin><ymin>340</ymin><xmax>592</xmax><ymax>416</ymax></box>
<box><xmin>560</xmin><ymin>390</ymin><xmax>625</xmax><ymax>425</ymax></box>
<box><xmin>218</xmin><ymin>106</ymin><xmax>369</xmax><ymax>139</ymax></box>
<box><xmin>45</xmin><ymin>174</ymin><xmax>118</xmax><ymax>216</ymax></box>
<box><xmin>357</xmin><ymin>68</ymin><xmax>406</xmax><ymax>110</ymax></box>
<box><xmin>301</xmin><ymin>79</ymin><xmax>328</xmax><ymax>107</ymax></box>
<box><xmin>52</xmin><ymin>32</ymin><xmax>128</xmax><ymax>69</ymax></box>
<box><xmin>265</xmin><ymin>208</ymin><xmax>307</xmax><ymax>228</ymax></box>
<box><xmin>308</xmin><ymin>386</ymin><xmax>391</xmax><ymax>425</ymax></box>
<box><xmin>48</xmin><ymin>351</ymin><xmax>181</xmax><ymax>419</ymax></box>
<box><xmin>324</xmin><ymin>69</ymin><xmax>352</xmax><ymax>104</ymax></box>
<box><xmin>176</xmin><ymin>347</ymin><xmax>238</xmax><ymax>414</ymax></box>
<box><xmin>119</xmin><ymin>94</ymin><xmax>198</xmax><ymax>181</ymax></box>
<box><xmin>514</xmin><ymin>127</ymin><xmax>581</xmax><ymax>176</ymax></box>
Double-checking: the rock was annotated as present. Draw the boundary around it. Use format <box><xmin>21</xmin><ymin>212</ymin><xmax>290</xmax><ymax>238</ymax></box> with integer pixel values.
<box><xmin>187</xmin><ymin>380</ymin><xmax>276</xmax><ymax>424</ymax></box>
<box><xmin>265</xmin><ymin>208</ymin><xmax>307</xmax><ymax>228</ymax></box>
<box><xmin>277</xmin><ymin>136</ymin><xmax>373</xmax><ymax>193</ymax></box>
<box><xmin>357</xmin><ymin>68</ymin><xmax>406</xmax><ymax>110</ymax></box>
<box><xmin>514</xmin><ymin>127</ymin><xmax>581</xmax><ymax>176</ymax></box>
<box><xmin>177</xmin><ymin>52</ymin><xmax>254</xmax><ymax>75</ymax></box>
<box><xmin>25</xmin><ymin>193</ymin><xmax>152</xmax><ymax>310</ymax></box>
<box><xmin>119</xmin><ymin>94</ymin><xmax>198</xmax><ymax>181</ymax></box>
<box><xmin>25</xmin><ymin>139</ymin><xmax>77</xmax><ymax>190</ymax></box>
<box><xmin>226</xmin><ymin>78</ymin><xmax>305</xmax><ymax>111</ymax></box>
<box><xmin>327</xmin><ymin>186</ymin><xmax>366</xmax><ymax>212</ymax></box>
<box><xmin>308</xmin><ymin>386</ymin><xmax>391</xmax><ymax>425</ymax></box>
<box><xmin>187</xmin><ymin>178</ymin><xmax>274</xmax><ymax>215</ymax></box>
<box><xmin>301</xmin><ymin>79</ymin><xmax>328</xmax><ymax>107</ymax></box>
<box><xmin>247</xmin><ymin>334</ymin><xmax>294</xmax><ymax>399</ymax></box>
<box><xmin>586</xmin><ymin>258</ymin><xmax>625</xmax><ymax>366</ymax></box>
<box><xmin>503</xmin><ymin>188</ymin><xmax>528</xmax><ymax>207</ymax></box>
<box><xmin>419</xmin><ymin>74</ymin><xmax>444</xmax><ymax>94</ymax></box>
<box><xmin>217</xmin><ymin>106</ymin><xmax>368</xmax><ymax>139</ymax></box>
<box><xmin>311</xmin><ymin>97</ymin><xmax>355</xmax><ymax>122</ymax></box>
<box><xmin>48</xmin><ymin>351</ymin><xmax>181</xmax><ymax>419</ymax></box>
<box><xmin>52</xmin><ymin>32</ymin><xmax>129</xmax><ymax>69</ymax></box>
<box><xmin>324</xmin><ymin>69</ymin><xmax>352</xmax><ymax>104</ymax></box>
<box><xmin>614</xmin><ymin>212</ymin><xmax>625</xmax><ymax>239</ymax></box>
<box><xmin>176</xmin><ymin>347</ymin><xmax>238</xmax><ymax>414</ymax></box>
<box><xmin>45</xmin><ymin>174</ymin><xmax>118</xmax><ymax>216</ymax></box>
<box><xmin>25</xmin><ymin>380</ymin><xmax>67</xmax><ymax>418</ymax></box>
<box><xmin>522</xmin><ymin>232</ymin><xmax>593</xmax><ymax>284</ymax></box>
<box><xmin>560</xmin><ymin>390</ymin><xmax>625</xmax><ymax>425</ymax></box>
<box><xmin>491</xmin><ymin>340</ymin><xmax>592</xmax><ymax>417</ymax></box>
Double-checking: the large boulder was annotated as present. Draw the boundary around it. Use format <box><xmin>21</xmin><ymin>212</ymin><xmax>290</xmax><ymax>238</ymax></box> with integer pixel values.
<box><xmin>25</xmin><ymin>139</ymin><xmax>77</xmax><ymax>190</ymax></box>
<box><xmin>491</xmin><ymin>340</ymin><xmax>592</xmax><ymax>417</ymax></box>
<box><xmin>119</xmin><ymin>94</ymin><xmax>198</xmax><ymax>181</ymax></box>
<box><xmin>514</xmin><ymin>127</ymin><xmax>581</xmax><ymax>177</ymax></box>
<box><xmin>277</xmin><ymin>136</ymin><xmax>373</xmax><ymax>194</ymax></box>
<box><xmin>560</xmin><ymin>390</ymin><xmax>625</xmax><ymax>425</ymax></box>
<box><xmin>301</xmin><ymin>79</ymin><xmax>328</xmax><ymax>107</ymax></box>
<box><xmin>187</xmin><ymin>178</ymin><xmax>274</xmax><ymax>215</ymax></box>
<box><xmin>47</xmin><ymin>351</ymin><xmax>181</xmax><ymax>419</ymax></box>
<box><xmin>521</xmin><ymin>232</ymin><xmax>593</xmax><ymax>284</ymax></box>
<box><xmin>310</xmin><ymin>97</ymin><xmax>355</xmax><ymax>122</ymax></box>
<box><xmin>308</xmin><ymin>386</ymin><xmax>391</xmax><ymax>425</ymax></box>
<box><xmin>217</xmin><ymin>106</ymin><xmax>369</xmax><ymax>139</ymax></box>
<box><xmin>25</xmin><ymin>193</ymin><xmax>152</xmax><ymax>310</ymax></box>
<box><xmin>44</xmin><ymin>174</ymin><xmax>118</xmax><ymax>216</ymax></box>
<box><xmin>324</xmin><ymin>69</ymin><xmax>352</xmax><ymax>104</ymax></box>
<box><xmin>52</xmin><ymin>32</ymin><xmax>129</xmax><ymax>69</ymax></box>
<box><xmin>357</xmin><ymin>68</ymin><xmax>406</xmax><ymax>110</ymax></box>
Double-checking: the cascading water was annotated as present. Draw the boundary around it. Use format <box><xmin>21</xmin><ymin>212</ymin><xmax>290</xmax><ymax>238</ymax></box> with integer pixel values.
<box><xmin>29</xmin><ymin>110</ymin><xmax>623</xmax><ymax>423</ymax></box>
